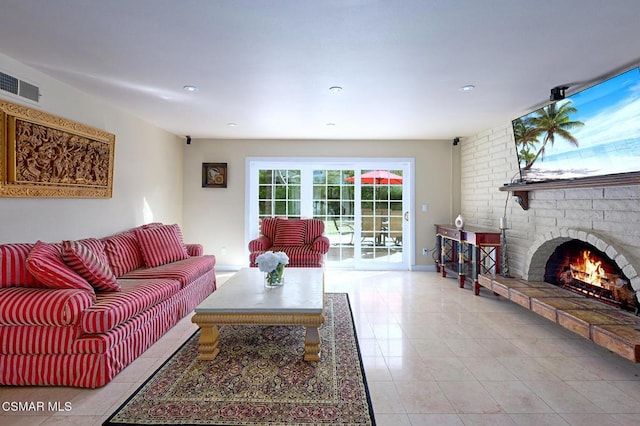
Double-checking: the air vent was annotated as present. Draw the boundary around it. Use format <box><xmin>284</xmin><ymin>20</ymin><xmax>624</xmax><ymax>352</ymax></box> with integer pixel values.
<box><xmin>19</xmin><ymin>80</ymin><xmax>40</xmax><ymax>102</ymax></box>
<box><xmin>0</xmin><ymin>70</ymin><xmax>39</xmax><ymax>103</ymax></box>
<box><xmin>0</xmin><ymin>72</ymin><xmax>18</xmax><ymax>95</ymax></box>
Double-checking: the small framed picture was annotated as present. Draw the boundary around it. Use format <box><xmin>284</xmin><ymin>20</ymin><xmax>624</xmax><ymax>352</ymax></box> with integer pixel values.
<box><xmin>202</xmin><ymin>163</ymin><xmax>227</xmax><ymax>188</ymax></box>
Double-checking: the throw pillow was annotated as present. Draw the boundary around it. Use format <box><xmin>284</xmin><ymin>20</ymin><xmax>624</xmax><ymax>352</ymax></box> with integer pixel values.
<box><xmin>61</xmin><ymin>240</ymin><xmax>120</xmax><ymax>292</ymax></box>
<box><xmin>0</xmin><ymin>243</ymin><xmax>46</xmax><ymax>288</ymax></box>
<box><xmin>135</xmin><ymin>224</ymin><xmax>189</xmax><ymax>268</ymax></box>
<box><xmin>102</xmin><ymin>231</ymin><xmax>145</xmax><ymax>277</ymax></box>
<box><xmin>26</xmin><ymin>241</ymin><xmax>95</xmax><ymax>296</ymax></box>
<box><xmin>77</xmin><ymin>237</ymin><xmax>111</xmax><ymax>266</ymax></box>
<box><xmin>274</xmin><ymin>219</ymin><xmax>306</xmax><ymax>246</ymax></box>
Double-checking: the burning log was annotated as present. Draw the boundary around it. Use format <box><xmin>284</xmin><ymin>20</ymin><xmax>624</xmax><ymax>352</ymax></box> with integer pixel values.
<box><xmin>546</xmin><ymin>243</ymin><xmax>639</xmax><ymax>315</ymax></box>
<box><xmin>555</xmin><ymin>250</ymin><xmax>636</xmax><ymax>311</ymax></box>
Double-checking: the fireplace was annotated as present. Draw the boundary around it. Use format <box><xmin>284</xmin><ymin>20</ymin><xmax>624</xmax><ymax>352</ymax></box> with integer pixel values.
<box><xmin>523</xmin><ymin>228</ymin><xmax>640</xmax><ymax>315</ymax></box>
<box><xmin>544</xmin><ymin>240</ymin><xmax>638</xmax><ymax>312</ymax></box>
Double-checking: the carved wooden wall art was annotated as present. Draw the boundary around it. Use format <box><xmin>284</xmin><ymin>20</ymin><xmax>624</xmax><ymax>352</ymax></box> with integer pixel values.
<box><xmin>0</xmin><ymin>100</ymin><xmax>115</xmax><ymax>198</ymax></box>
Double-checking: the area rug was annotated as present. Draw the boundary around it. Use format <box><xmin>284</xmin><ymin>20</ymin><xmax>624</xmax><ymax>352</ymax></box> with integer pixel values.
<box><xmin>103</xmin><ymin>293</ymin><xmax>375</xmax><ymax>426</ymax></box>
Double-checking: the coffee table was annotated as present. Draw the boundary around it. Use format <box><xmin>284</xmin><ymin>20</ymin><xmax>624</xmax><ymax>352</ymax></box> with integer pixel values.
<box><xmin>191</xmin><ymin>267</ymin><xmax>325</xmax><ymax>362</ymax></box>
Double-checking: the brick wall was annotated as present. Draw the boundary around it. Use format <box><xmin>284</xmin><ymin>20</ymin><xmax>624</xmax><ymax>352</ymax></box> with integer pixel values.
<box><xmin>460</xmin><ymin>122</ymin><xmax>640</xmax><ymax>287</ymax></box>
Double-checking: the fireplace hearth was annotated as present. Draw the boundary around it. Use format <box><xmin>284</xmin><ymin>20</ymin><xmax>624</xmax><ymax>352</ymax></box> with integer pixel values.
<box><xmin>544</xmin><ymin>240</ymin><xmax>638</xmax><ymax>313</ymax></box>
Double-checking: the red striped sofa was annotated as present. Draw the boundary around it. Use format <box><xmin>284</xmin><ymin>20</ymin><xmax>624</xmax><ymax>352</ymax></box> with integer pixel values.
<box><xmin>0</xmin><ymin>223</ymin><xmax>216</xmax><ymax>388</ymax></box>
<box><xmin>248</xmin><ymin>217</ymin><xmax>330</xmax><ymax>268</ymax></box>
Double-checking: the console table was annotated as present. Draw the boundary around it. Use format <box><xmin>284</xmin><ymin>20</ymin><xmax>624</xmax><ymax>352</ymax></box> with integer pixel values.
<box><xmin>435</xmin><ymin>224</ymin><xmax>501</xmax><ymax>295</ymax></box>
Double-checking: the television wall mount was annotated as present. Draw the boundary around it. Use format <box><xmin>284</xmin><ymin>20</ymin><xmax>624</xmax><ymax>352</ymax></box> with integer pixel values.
<box><xmin>550</xmin><ymin>86</ymin><xmax>569</xmax><ymax>101</ymax></box>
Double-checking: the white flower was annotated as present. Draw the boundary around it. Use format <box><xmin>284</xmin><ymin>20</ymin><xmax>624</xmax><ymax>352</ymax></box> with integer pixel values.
<box><xmin>256</xmin><ymin>251</ymin><xmax>290</xmax><ymax>273</ymax></box>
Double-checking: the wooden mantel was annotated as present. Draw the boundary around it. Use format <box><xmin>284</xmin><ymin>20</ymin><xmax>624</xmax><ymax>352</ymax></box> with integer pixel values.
<box><xmin>499</xmin><ymin>171</ymin><xmax>640</xmax><ymax>211</ymax></box>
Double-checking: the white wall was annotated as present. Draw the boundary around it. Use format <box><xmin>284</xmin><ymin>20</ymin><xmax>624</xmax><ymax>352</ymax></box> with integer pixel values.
<box><xmin>460</xmin><ymin>122</ymin><xmax>640</xmax><ymax>278</ymax></box>
<box><xmin>182</xmin><ymin>139</ymin><xmax>457</xmax><ymax>269</ymax></box>
<box><xmin>0</xmin><ymin>52</ymin><xmax>459</xmax><ymax>264</ymax></box>
<box><xmin>0</xmin><ymin>52</ymin><xmax>184</xmax><ymax>242</ymax></box>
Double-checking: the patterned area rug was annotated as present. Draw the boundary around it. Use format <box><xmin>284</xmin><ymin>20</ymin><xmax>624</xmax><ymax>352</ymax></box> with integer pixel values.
<box><xmin>104</xmin><ymin>293</ymin><xmax>375</xmax><ymax>425</ymax></box>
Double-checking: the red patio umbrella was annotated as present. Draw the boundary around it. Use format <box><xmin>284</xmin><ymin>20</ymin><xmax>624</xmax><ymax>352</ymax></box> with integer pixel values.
<box><xmin>345</xmin><ymin>170</ymin><xmax>403</xmax><ymax>184</ymax></box>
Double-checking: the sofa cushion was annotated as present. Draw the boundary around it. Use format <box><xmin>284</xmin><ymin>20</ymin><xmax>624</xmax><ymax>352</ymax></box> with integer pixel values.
<box><xmin>26</xmin><ymin>241</ymin><xmax>95</xmax><ymax>296</ymax></box>
<box><xmin>269</xmin><ymin>246</ymin><xmax>324</xmax><ymax>268</ymax></box>
<box><xmin>121</xmin><ymin>255</ymin><xmax>216</xmax><ymax>287</ymax></box>
<box><xmin>61</xmin><ymin>240</ymin><xmax>120</xmax><ymax>292</ymax></box>
<box><xmin>135</xmin><ymin>224</ymin><xmax>189</xmax><ymax>268</ymax></box>
<box><xmin>0</xmin><ymin>243</ymin><xmax>45</xmax><ymax>288</ymax></box>
<box><xmin>80</xmin><ymin>278</ymin><xmax>182</xmax><ymax>334</ymax></box>
<box><xmin>102</xmin><ymin>231</ymin><xmax>145</xmax><ymax>277</ymax></box>
<box><xmin>251</xmin><ymin>246</ymin><xmax>324</xmax><ymax>268</ymax></box>
<box><xmin>274</xmin><ymin>219</ymin><xmax>307</xmax><ymax>246</ymax></box>
<box><xmin>0</xmin><ymin>325</ymin><xmax>80</xmax><ymax>354</ymax></box>
<box><xmin>0</xmin><ymin>287</ymin><xmax>94</xmax><ymax>326</ymax></box>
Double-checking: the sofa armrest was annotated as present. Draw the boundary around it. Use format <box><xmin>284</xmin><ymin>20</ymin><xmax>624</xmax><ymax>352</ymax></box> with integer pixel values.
<box><xmin>248</xmin><ymin>235</ymin><xmax>273</xmax><ymax>252</ymax></box>
<box><xmin>310</xmin><ymin>235</ymin><xmax>330</xmax><ymax>254</ymax></box>
<box><xmin>0</xmin><ymin>287</ymin><xmax>93</xmax><ymax>326</ymax></box>
<box><xmin>186</xmin><ymin>244</ymin><xmax>204</xmax><ymax>257</ymax></box>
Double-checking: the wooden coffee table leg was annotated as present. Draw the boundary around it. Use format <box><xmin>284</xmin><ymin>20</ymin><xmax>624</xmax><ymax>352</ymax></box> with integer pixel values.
<box><xmin>197</xmin><ymin>324</ymin><xmax>220</xmax><ymax>360</ymax></box>
<box><xmin>304</xmin><ymin>326</ymin><xmax>321</xmax><ymax>361</ymax></box>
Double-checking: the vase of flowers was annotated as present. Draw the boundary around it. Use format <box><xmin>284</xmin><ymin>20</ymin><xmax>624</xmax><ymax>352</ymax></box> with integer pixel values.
<box><xmin>256</xmin><ymin>251</ymin><xmax>289</xmax><ymax>287</ymax></box>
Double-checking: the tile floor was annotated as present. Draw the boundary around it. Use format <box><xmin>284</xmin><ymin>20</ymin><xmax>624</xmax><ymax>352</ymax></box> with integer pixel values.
<box><xmin>2</xmin><ymin>270</ymin><xmax>640</xmax><ymax>425</ymax></box>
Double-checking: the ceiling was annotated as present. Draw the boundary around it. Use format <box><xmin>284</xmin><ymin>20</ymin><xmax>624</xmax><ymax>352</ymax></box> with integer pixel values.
<box><xmin>0</xmin><ymin>0</ymin><xmax>639</xmax><ymax>141</ymax></box>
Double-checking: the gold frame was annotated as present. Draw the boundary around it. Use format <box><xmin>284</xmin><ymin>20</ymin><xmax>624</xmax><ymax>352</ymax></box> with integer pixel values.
<box><xmin>0</xmin><ymin>100</ymin><xmax>115</xmax><ymax>198</ymax></box>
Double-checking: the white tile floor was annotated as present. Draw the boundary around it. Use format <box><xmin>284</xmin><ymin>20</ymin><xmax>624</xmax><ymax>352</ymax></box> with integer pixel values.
<box><xmin>2</xmin><ymin>270</ymin><xmax>640</xmax><ymax>425</ymax></box>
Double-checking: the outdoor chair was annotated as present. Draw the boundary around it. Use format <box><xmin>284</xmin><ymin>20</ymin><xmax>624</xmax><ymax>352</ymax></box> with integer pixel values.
<box><xmin>382</xmin><ymin>214</ymin><xmax>403</xmax><ymax>245</ymax></box>
<box><xmin>361</xmin><ymin>215</ymin><xmax>383</xmax><ymax>245</ymax></box>
<box><xmin>333</xmin><ymin>218</ymin><xmax>354</xmax><ymax>245</ymax></box>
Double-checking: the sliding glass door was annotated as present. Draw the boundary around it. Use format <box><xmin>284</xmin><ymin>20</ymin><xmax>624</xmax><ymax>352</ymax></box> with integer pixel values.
<box><xmin>247</xmin><ymin>158</ymin><xmax>413</xmax><ymax>270</ymax></box>
<box><xmin>355</xmin><ymin>168</ymin><xmax>406</xmax><ymax>267</ymax></box>
<box><xmin>311</xmin><ymin>168</ymin><xmax>355</xmax><ymax>266</ymax></box>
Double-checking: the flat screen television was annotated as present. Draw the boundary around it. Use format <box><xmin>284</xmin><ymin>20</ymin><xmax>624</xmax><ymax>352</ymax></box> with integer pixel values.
<box><xmin>512</xmin><ymin>67</ymin><xmax>640</xmax><ymax>184</ymax></box>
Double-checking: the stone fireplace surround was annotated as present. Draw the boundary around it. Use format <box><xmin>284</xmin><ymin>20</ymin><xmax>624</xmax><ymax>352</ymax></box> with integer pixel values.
<box><xmin>460</xmin><ymin>122</ymin><xmax>640</xmax><ymax>361</ymax></box>
<box><xmin>522</xmin><ymin>228</ymin><xmax>640</xmax><ymax>300</ymax></box>
<box><xmin>459</xmin><ymin>122</ymin><xmax>640</xmax><ymax>301</ymax></box>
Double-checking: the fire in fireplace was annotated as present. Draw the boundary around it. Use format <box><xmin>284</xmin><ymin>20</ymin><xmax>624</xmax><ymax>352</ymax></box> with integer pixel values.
<box><xmin>544</xmin><ymin>240</ymin><xmax>638</xmax><ymax>313</ymax></box>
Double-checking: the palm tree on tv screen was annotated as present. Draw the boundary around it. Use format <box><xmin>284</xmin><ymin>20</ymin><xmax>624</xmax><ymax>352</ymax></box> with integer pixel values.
<box><xmin>522</xmin><ymin>101</ymin><xmax>584</xmax><ymax>170</ymax></box>
<box><xmin>513</xmin><ymin>118</ymin><xmax>541</xmax><ymax>167</ymax></box>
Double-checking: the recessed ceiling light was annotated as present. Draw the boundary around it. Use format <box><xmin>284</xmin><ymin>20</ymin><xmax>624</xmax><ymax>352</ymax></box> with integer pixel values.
<box><xmin>326</xmin><ymin>122</ymin><xmax>336</xmax><ymax>127</ymax></box>
<box><xmin>458</xmin><ymin>85</ymin><xmax>475</xmax><ymax>92</ymax></box>
<box><xmin>183</xmin><ymin>85</ymin><xmax>199</xmax><ymax>92</ymax></box>
<box><xmin>328</xmin><ymin>86</ymin><xmax>343</xmax><ymax>93</ymax></box>
<box><xmin>227</xmin><ymin>122</ymin><xmax>237</xmax><ymax>127</ymax></box>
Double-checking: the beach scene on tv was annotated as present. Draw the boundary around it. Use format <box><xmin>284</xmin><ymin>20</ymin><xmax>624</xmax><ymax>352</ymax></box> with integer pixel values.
<box><xmin>513</xmin><ymin>67</ymin><xmax>640</xmax><ymax>183</ymax></box>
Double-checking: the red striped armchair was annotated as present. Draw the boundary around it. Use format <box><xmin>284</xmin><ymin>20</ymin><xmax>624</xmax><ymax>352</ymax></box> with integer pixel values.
<box><xmin>248</xmin><ymin>218</ymin><xmax>330</xmax><ymax>268</ymax></box>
